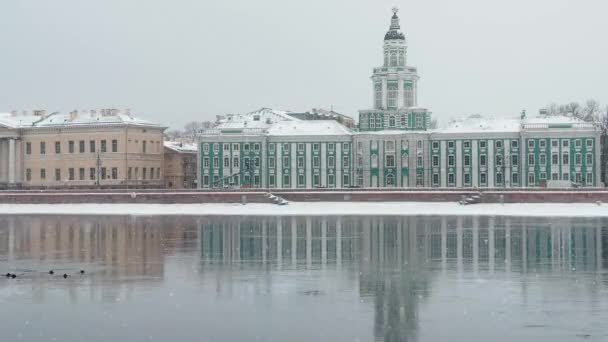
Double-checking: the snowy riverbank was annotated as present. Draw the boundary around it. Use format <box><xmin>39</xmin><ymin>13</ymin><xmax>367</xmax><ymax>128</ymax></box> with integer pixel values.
<box><xmin>0</xmin><ymin>202</ymin><xmax>607</xmax><ymax>217</ymax></box>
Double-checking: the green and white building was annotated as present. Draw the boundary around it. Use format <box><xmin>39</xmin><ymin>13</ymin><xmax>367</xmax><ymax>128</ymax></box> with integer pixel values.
<box><xmin>198</xmin><ymin>9</ymin><xmax>602</xmax><ymax>189</ymax></box>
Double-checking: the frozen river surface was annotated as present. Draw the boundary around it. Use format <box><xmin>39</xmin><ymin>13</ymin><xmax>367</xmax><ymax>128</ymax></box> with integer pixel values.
<box><xmin>0</xmin><ymin>214</ymin><xmax>607</xmax><ymax>341</ymax></box>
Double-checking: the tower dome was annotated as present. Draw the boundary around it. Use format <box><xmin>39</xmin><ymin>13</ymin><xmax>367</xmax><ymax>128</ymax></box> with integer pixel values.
<box><xmin>384</xmin><ymin>7</ymin><xmax>405</xmax><ymax>41</ymax></box>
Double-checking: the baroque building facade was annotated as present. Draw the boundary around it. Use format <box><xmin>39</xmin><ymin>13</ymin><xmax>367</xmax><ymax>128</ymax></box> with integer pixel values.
<box><xmin>198</xmin><ymin>9</ymin><xmax>602</xmax><ymax>189</ymax></box>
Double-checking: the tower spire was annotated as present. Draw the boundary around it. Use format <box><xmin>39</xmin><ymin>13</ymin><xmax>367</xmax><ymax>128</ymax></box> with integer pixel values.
<box><xmin>384</xmin><ymin>7</ymin><xmax>405</xmax><ymax>41</ymax></box>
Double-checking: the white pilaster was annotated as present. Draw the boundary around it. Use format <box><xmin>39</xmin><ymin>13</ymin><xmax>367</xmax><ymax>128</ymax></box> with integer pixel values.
<box><xmin>321</xmin><ymin>143</ymin><xmax>327</xmax><ymax>187</ymax></box>
<box><xmin>336</xmin><ymin>143</ymin><xmax>342</xmax><ymax>188</ymax></box>
<box><xmin>8</xmin><ymin>138</ymin><xmax>15</xmax><ymax>184</ymax></box>
<box><xmin>291</xmin><ymin>143</ymin><xmax>297</xmax><ymax>189</ymax></box>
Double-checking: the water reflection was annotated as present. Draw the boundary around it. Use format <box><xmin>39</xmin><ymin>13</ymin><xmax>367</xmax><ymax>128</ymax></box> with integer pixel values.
<box><xmin>0</xmin><ymin>215</ymin><xmax>607</xmax><ymax>342</ymax></box>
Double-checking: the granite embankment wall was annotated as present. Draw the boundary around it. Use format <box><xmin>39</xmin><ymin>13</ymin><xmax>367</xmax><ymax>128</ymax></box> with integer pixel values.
<box><xmin>0</xmin><ymin>189</ymin><xmax>607</xmax><ymax>204</ymax></box>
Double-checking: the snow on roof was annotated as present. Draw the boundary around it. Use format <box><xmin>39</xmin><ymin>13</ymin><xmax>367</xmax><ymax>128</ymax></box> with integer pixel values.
<box><xmin>164</xmin><ymin>141</ymin><xmax>197</xmax><ymax>153</ymax></box>
<box><xmin>215</xmin><ymin>107</ymin><xmax>299</xmax><ymax>131</ymax></box>
<box><xmin>0</xmin><ymin>110</ymin><xmax>163</xmax><ymax>129</ymax></box>
<box><xmin>267</xmin><ymin>120</ymin><xmax>352</xmax><ymax>136</ymax></box>
<box><xmin>522</xmin><ymin>115</ymin><xmax>584</xmax><ymax>125</ymax></box>
<box><xmin>436</xmin><ymin>116</ymin><xmax>521</xmax><ymax>134</ymax></box>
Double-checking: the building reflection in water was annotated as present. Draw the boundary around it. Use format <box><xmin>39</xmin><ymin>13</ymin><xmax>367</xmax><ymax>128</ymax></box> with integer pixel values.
<box><xmin>200</xmin><ymin>216</ymin><xmax>607</xmax><ymax>342</ymax></box>
<box><xmin>0</xmin><ymin>215</ymin><xmax>606</xmax><ymax>341</ymax></box>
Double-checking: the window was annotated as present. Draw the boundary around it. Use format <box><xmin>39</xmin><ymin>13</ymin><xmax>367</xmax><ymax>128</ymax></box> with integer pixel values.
<box><xmin>386</xmin><ymin>155</ymin><xmax>395</xmax><ymax>167</ymax></box>
<box><xmin>213</xmin><ymin>157</ymin><xmax>219</xmax><ymax>168</ymax></box>
<box><xmin>79</xmin><ymin>141</ymin><xmax>85</xmax><ymax>153</ymax></box>
<box><xmin>234</xmin><ymin>157</ymin><xmax>240</xmax><ymax>168</ymax></box>
<box><xmin>357</xmin><ymin>141</ymin><xmax>363</xmax><ymax>151</ymax></box>
<box><xmin>495</xmin><ymin>140</ymin><xmax>502</xmax><ymax>149</ymax></box>
<box><xmin>528</xmin><ymin>140</ymin><xmax>534</xmax><ymax>149</ymax></box>
<box><xmin>26</xmin><ymin>142</ymin><xmax>31</xmax><ymax>155</ymax></box>
<box><xmin>464</xmin><ymin>173</ymin><xmax>471</xmax><ymax>185</ymax></box>
<box><xmin>511</xmin><ymin>155</ymin><xmax>518</xmax><ymax>166</ymax></box>
<box><xmin>528</xmin><ymin>154</ymin><xmax>535</xmax><ymax>166</ymax></box>
<box><xmin>298</xmin><ymin>156</ymin><xmax>304</xmax><ymax>168</ymax></box>
<box><xmin>269</xmin><ymin>175</ymin><xmax>275</xmax><ymax>187</ymax></box>
<box><xmin>575</xmin><ymin>139</ymin><xmax>581</xmax><ymax>148</ymax></box>
<box><xmin>283</xmin><ymin>143</ymin><xmax>289</xmax><ymax>152</ymax></box>
<box><xmin>234</xmin><ymin>143</ymin><xmax>240</xmax><ymax>151</ymax></box>
<box><xmin>496</xmin><ymin>155</ymin><xmax>503</xmax><ymax>167</ymax></box>
<box><xmin>540</xmin><ymin>172</ymin><xmax>546</xmax><ymax>180</ymax></box>
<box><xmin>213</xmin><ymin>175</ymin><xmax>219</xmax><ymax>186</ymax></box>
<box><xmin>157</xmin><ymin>168</ymin><xmax>161</xmax><ymax>179</ymax></box>
<box><xmin>511</xmin><ymin>140</ymin><xmax>518</xmax><ymax>149</ymax></box>
<box><xmin>552</xmin><ymin>154</ymin><xmax>558</xmax><ymax>165</ymax></box>
<box><xmin>417</xmin><ymin>140</ymin><xmax>422</xmax><ymax>149</ymax></box>
<box><xmin>328</xmin><ymin>143</ymin><xmax>335</xmax><ymax>152</ymax></box>
<box><xmin>26</xmin><ymin>168</ymin><xmax>31</xmax><ymax>181</ymax></box>
<box><xmin>432</xmin><ymin>141</ymin><xmax>439</xmax><ymax>150</ymax></box>
<box><xmin>328</xmin><ymin>174</ymin><xmax>335</xmax><ymax>187</ymax></box>
<box><xmin>563</xmin><ymin>173</ymin><xmax>569</xmax><ymax>181</ymax></box>
<box><xmin>448</xmin><ymin>155</ymin><xmax>455</xmax><ymax>167</ymax></box>
<box><xmin>223</xmin><ymin>144</ymin><xmax>229</xmax><ymax>151</ymax></box>
<box><xmin>575</xmin><ymin>153</ymin><xmax>582</xmax><ymax>165</ymax></box>
<box><xmin>480</xmin><ymin>154</ymin><xmax>487</xmax><ymax>167</ymax></box>
<box><xmin>552</xmin><ymin>173</ymin><xmax>559</xmax><ymax>181</ymax></box>
<box><xmin>343</xmin><ymin>174</ymin><xmax>350</xmax><ymax>187</ymax></box>
<box><xmin>512</xmin><ymin>173</ymin><xmax>519</xmax><ymax>184</ymax></box>
<box><xmin>586</xmin><ymin>139</ymin><xmax>593</xmax><ymax>148</ymax></box>
<box><xmin>254</xmin><ymin>143</ymin><xmax>260</xmax><ymax>151</ymax></box>
<box><xmin>90</xmin><ymin>168</ymin><xmax>96</xmax><ymax>180</ymax></box>
<box><xmin>479</xmin><ymin>141</ymin><xmax>486</xmax><ymax>149</ymax></box>
<box><xmin>90</xmin><ymin>140</ymin><xmax>97</xmax><ymax>153</ymax></box>
<box><xmin>562</xmin><ymin>140</ymin><xmax>569</xmax><ymax>148</ymax></box>
<box><xmin>203</xmin><ymin>175</ymin><xmax>209</xmax><ymax>186</ymax></box>
<box><xmin>551</xmin><ymin>140</ymin><xmax>558</xmax><ymax>148</ymax></box>
<box><xmin>68</xmin><ymin>141</ymin><xmax>74</xmax><ymax>153</ymax></box>
<box><xmin>480</xmin><ymin>172</ymin><xmax>487</xmax><ymax>184</ymax></box>
<box><xmin>416</xmin><ymin>174</ymin><xmax>424</xmax><ymax>187</ymax></box>
<box><xmin>448</xmin><ymin>141</ymin><xmax>455</xmax><ymax>149</ymax></box>
<box><xmin>586</xmin><ymin>153</ymin><xmax>593</xmax><ymax>165</ymax></box>
<box><xmin>313</xmin><ymin>174</ymin><xmax>320</xmax><ymax>187</ymax></box>
<box><xmin>496</xmin><ymin>173</ymin><xmax>503</xmax><ymax>184</ymax></box>
<box><xmin>101</xmin><ymin>140</ymin><xmax>107</xmax><ymax>153</ymax></box>
<box><xmin>254</xmin><ymin>157</ymin><xmax>260</xmax><ymax>168</ymax></box>
<box><xmin>343</xmin><ymin>156</ymin><xmax>349</xmax><ymax>168</ymax></box>
<box><xmin>328</xmin><ymin>156</ymin><xmax>335</xmax><ymax>168</ymax></box>
<box><xmin>283</xmin><ymin>175</ymin><xmax>290</xmax><ymax>187</ymax></box>
<box><xmin>432</xmin><ymin>155</ymin><xmax>439</xmax><ymax>167</ymax></box>
<box><xmin>369</xmin><ymin>116</ymin><xmax>375</xmax><ymax>129</ymax></box>
<box><xmin>389</xmin><ymin>116</ymin><xmax>395</xmax><ymax>127</ymax></box>
<box><xmin>112</xmin><ymin>140</ymin><xmax>118</xmax><ymax>152</ymax></box>
<box><xmin>283</xmin><ymin>156</ymin><xmax>289</xmax><ymax>167</ymax></box>
<box><xmin>244</xmin><ymin>143</ymin><xmax>250</xmax><ymax>151</ymax></box>
<box><xmin>224</xmin><ymin>157</ymin><xmax>230</xmax><ymax>168</ymax></box>
<box><xmin>387</xmin><ymin>83</ymin><xmax>398</xmax><ymax>109</ymax></box>
<box><xmin>68</xmin><ymin>168</ymin><xmax>74</xmax><ymax>180</ymax></box>
<box><xmin>253</xmin><ymin>175</ymin><xmax>260</xmax><ymax>186</ymax></box>
<box><xmin>40</xmin><ymin>168</ymin><xmax>46</xmax><ymax>180</ymax></box>
<box><xmin>386</xmin><ymin>174</ymin><xmax>395</xmax><ymax>186</ymax></box>
<box><xmin>448</xmin><ymin>173</ymin><xmax>455</xmax><ymax>186</ymax></box>
<box><xmin>528</xmin><ymin>173</ymin><xmax>535</xmax><ymax>185</ymax></box>
<box><xmin>313</xmin><ymin>156</ymin><xmax>320</xmax><ymax>168</ymax></box>
<box><xmin>463</xmin><ymin>141</ymin><xmax>471</xmax><ymax>149</ymax></box>
<box><xmin>298</xmin><ymin>174</ymin><xmax>305</xmax><ymax>187</ymax></box>
<box><xmin>575</xmin><ymin>173</ymin><xmax>581</xmax><ymax>183</ymax></box>
<box><xmin>213</xmin><ymin>143</ymin><xmax>219</xmax><ymax>153</ymax></box>
<box><xmin>55</xmin><ymin>169</ymin><xmax>61</xmax><ymax>181</ymax></box>
<box><xmin>539</xmin><ymin>140</ymin><xmax>546</xmax><ymax>149</ymax></box>
<box><xmin>141</xmin><ymin>168</ymin><xmax>146</xmax><ymax>180</ymax></box>
<box><xmin>416</xmin><ymin>155</ymin><xmax>423</xmax><ymax>168</ymax></box>
<box><xmin>432</xmin><ymin>173</ymin><xmax>439</xmax><ymax>186</ymax></box>
<box><xmin>343</xmin><ymin>143</ymin><xmax>349</xmax><ymax>151</ymax></box>
<box><xmin>357</xmin><ymin>156</ymin><xmax>363</xmax><ymax>168</ymax></box>
<box><xmin>101</xmin><ymin>167</ymin><xmax>107</xmax><ymax>180</ymax></box>
<box><xmin>562</xmin><ymin>154</ymin><xmax>569</xmax><ymax>165</ymax></box>
<box><xmin>374</xmin><ymin>83</ymin><xmax>382</xmax><ymax>109</ymax></box>
<box><xmin>313</xmin><ymin>143</ymin><xmax>320</xmax><ymax>152</ymax></box>
<box><xmin>371</xmin><ymin>155</ymin><xmax>378</xmax><ymax>168</ymax></box>
<box><xmin>128</xmin><ymin>167</ymin><xmax>132</xmax><ymax>180</ymax></box>
<box><xmin>587</xmin><ymin>173</ymin><xmax>593</xmax><ymax>185</ymax></box>
<box><xmin>464</xmin><ymin>155</ymin><xmax>471</xmax><ymax>167</ymax></box>
<box><xmin>203</xmin><ymin>158</ymin><xmax>209</xmax><ymax>168</ymax></box>
<box><xmin>55</xmin><ymin>141</ymin><xmax>61</xmax><ymax>154</ymax></box>
<box><xmin>79</xmin><ymin>168</ymin><xmax>85</xmax><ymax>180</ymax></box>
<box><xmin>540</xmin><ymin>153</ymin><xmax>546</xmax><ymax>165</ymax></box>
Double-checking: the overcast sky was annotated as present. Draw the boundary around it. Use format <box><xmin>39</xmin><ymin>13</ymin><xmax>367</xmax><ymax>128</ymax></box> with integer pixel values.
<box><xmin>1</xmin><ymin>0</ymin><xmax>607</xmax><ymax>129</ymax></box>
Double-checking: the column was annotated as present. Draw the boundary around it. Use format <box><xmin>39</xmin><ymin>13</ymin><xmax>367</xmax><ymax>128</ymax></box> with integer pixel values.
<box><xmin>8</xmin><ymin>138</ymin><xmax>15</xmax><ymax>184</ymax></box>
<box><xmin>381</xmin><ymin>78</ymin><xmax>388</xmax><ymax>109</ymax></box>
<box><xmin>0</xmin><ymin>139</ymin><xmax>7</xmax><ymax>182</ymax></box>
<box><xmin>397</xmin><ymin>78</ymin><xmax>404</xmax><ymax>108</ymax></box>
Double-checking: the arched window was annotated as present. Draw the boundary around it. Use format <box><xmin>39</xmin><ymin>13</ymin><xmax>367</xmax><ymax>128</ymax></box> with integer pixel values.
<box><xmin>389</xmin><ymin>116</ymin><xmax>396</xmax><ymax>128</ymax></box>
<box><xmin>384</xmin><ymin>51</ymin><xmax>389</xmax><ymax>66</ymax></box>
<box><xmin>390</xmin><ymin>52</ymin><xmax>397</xmax><ymax>66</ymax></box>
<box><xmin>398</xmin><ymin>51</ymin><xmax>405</xmax><ymax>66</ymax></box>
<box><xmin>371</xmin><ymin>154</ymin><xmax>378</xmax><ymax>168</ymax></box>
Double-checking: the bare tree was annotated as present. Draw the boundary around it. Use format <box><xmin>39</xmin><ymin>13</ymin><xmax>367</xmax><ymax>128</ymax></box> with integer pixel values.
<box><xmin>583</xmin><ymin>99</ymin><xmax>601</xmax><ymax>122</ymax></box>
<box><xmin>599</xmin><ymin>105</ymin><xmax>608</xmax><ymax>185</ymax></box>
<box><xmin>429</xmin><ymin>119</ymin><xmax>438</xmax><ymax>129</ymax></box>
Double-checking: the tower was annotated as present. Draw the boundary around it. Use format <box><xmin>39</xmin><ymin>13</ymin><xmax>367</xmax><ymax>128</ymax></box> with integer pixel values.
<box><xmin>359</xmin><ymin>8</ymin><xmax>430</xmax><ymax>132</ymax></box>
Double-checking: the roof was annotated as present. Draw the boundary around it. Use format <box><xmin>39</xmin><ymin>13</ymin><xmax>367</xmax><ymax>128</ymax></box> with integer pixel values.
<box><xmin>215</xmin><ymin>107</ymin><xmax>299</xmax><ymax>131</ymax></box>
<box><xmin>164</xmin><ymin>141</ymin><xmax>197</xmax><ymax>153</ymax></box>
<box><xmin>267</xmin><ymin>120</ymin><xmax>352</xmax><ymax>136</ymax></box>
<box><xmin>0</xmin><ymin>110</ymin><xmax>164</xmax><ymax>129</ymax></box>
<box><xmin>436</xmin><ymin>116</ymin><xmax>521</xmax><ymax>134</ymax></box>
